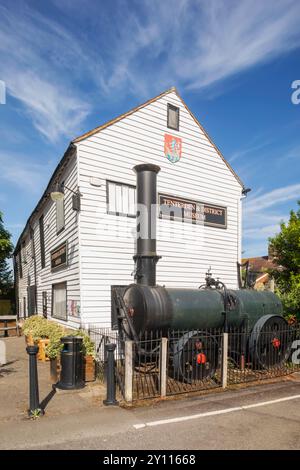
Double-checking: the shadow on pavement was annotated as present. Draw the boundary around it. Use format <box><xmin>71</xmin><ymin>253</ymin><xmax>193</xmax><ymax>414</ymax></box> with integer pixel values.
<box><xmin>0</xmin><ymin>367</ymin><xmax>16</xmax><ymax>377</ymax></box>
<box><xmin>40</xmin><ymin>386</ymin><xmax>57</xmax><ymax>411</ymax></box>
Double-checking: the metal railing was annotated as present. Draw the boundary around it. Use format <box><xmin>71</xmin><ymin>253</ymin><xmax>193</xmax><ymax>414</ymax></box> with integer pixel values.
<box><xmin>227</xmin><ymin>325</ymin><xmax>300</xmax><ymax>385</ymax></box>
<box><xmin>87</xmin><ymin>326</ymin><xmax>125</xmax><ymax>395</ymax></box>
<box><xmin>88</xmin><ymin>324</ymin><xmax>300</xmax><ymax>402</ymax></box>
<box><xmin>166</xmin><ymin>328</ymin><xmax>223</xmax><ymax>396</ymax></box>
<box><xmin>133</xmin><ymin>332</ymin><xmax>161</xmax><ymax>400</ymax></box>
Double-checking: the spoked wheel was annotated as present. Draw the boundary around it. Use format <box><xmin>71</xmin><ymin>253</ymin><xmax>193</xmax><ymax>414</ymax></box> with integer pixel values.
<box><xmin>133</xmin><ymin>339</ymin><xmax>160</xmax><ymax>368</ymax></box>
<box><xmin>172</xmin><ymin>331</ymin><xmax>219</xmax><ymax>383</ymax></box>
<box><xmin>249</xmin><ymin>315</ymin><xmax>292</xmax><ymax>369</ymax></box>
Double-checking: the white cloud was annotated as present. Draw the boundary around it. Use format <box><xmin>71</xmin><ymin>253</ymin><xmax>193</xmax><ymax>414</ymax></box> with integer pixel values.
<box><xmin>228</xmin><ymin>139</ymin><xmax>273</xmax><ymax>164</ymax></box>
<box><xmin>279</xmin><ymin>145</ymin><xmax>300</xmax><ymax>161</ymax></box>
<box><xmin>0</xmin><ymin>151</ymin><xmax>54</xmax><ymax>194</ymax></box>
<box><xmin>84</xmin><ymin>0</ymin><xmax>300</xmax><ymax>93</ymax></box>
<box><xmin>181</xmin><ymin>0</ymin><xmax>300</xmax><ymax>89</ymax></box>
<box><xmin>1</xmin><ymin>1</ymin><xmax>300</xmax><ymax>143</ymax></box>
<box><xmin>0</xmin><ymin>4</ymin><xmax>91</xmax><ymax>142</ymax></box>
<box><xmin>6</xmin><ymin>71</ymin><xmax>90</xmax><ymax>142</ymax></box>
<box><xmin>245</xmin><ymin>183</ymin><xmax>300</xmax><ymax>213</ymax></box>
<box><xmin>244</xmin><ymin>224</ymin><xmax>282</xmax><ymax>240</ymax></box>
<box><xmin>242</xmin><ymin>183</ymin><xmax>300</xmax><ymax>255</ymax></box>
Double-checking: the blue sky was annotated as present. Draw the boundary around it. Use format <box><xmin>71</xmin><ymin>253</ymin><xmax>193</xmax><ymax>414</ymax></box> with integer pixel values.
<box><xmin>0</xmin><ymin>0</ymin><xmax>300</xmax><ymax>257</ymax></box>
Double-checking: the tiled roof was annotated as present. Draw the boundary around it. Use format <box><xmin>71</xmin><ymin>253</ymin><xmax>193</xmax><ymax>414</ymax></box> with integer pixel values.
<box><xmin>242</xmin><ymin>256</ymin><xmax>277</xmax><ymax>272</ymax></box>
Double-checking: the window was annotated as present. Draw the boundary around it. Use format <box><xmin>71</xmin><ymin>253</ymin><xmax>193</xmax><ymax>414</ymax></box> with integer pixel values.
<box><xmin>42</xmin><ymin>291</ymin><xmax>48</xmax><ymax>318</ymax></box>
<box><xmin>28</xmin><ymin>285</ymin><xmax>37</xmax><ymax>317</ymax></box>
<box><xmin>167</xmin><ymin>103</ymin><xmax>179</xmax><ymax>131</ymax></box>
<box><xmin>52</xmin><ymin>282</ymin><xmax>67</xmax><ymax>321</ymax></box>
<box><xmin>30</xmin><ymin>228</ymin><xmax>35</xmax><ymax>259</ymax></box>
<box><xmin>21</xmin><ymin>241</ymin><xmax>27</xmax><ymax>264</ymax></box>
<box><xmin>56</xmin><ymin>197</ymin><xmax>65</xmax><ymax>234</ymax></box>
<box><xmin>18</xmin><ymin>250</ymin><xmax>23</xmax><ymax>279</ymax></box>
<box><xmin>39</xmin><ymin>215</ymin><xmax>46</xmax><ymax>269</ymax></box>
<box><xmin>23</xmin><ymin>297</ymin><xmax>26</xmax><ymax>318</ymax></box>
<box><xmin>107</xmin><ymin>181</ymin><xmax>136</xmax><ymax>217</ymax></box>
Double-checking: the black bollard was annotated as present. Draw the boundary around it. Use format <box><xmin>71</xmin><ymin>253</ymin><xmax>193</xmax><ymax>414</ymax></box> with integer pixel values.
<box><xmin>103</xmin><ymin>343</ymin><xmax>119</xmax><ymax>406</ymax></box>
<box><xmin>26</xmin><ymin>345</ymin><xmax>43</xmax><ymax>417</ymax></box>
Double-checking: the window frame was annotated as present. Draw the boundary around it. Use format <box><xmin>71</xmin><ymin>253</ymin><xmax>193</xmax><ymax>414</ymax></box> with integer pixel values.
<box><xmin>51</xmin><ymin>282</ymin><xmax>67</xmax><ymax>321</ymax></box>
<box><xmin>23</xmin><ymin>297</ymin><xmax>26</xmax><ymax>318</ymax></box>
<box><xmin>30</xmin><ymin>227</ymin><xmax>35</xmax><ymax>260</ymax></box>
<box><xmin>39</xmin><ymin>215</ymin><xmax>46</xmax><ymax>269</ymax></box>
<box><xmin>18</xmin><ymin>250</ymin><xmax>23</xmax><ymax>279</ymax></box>
<box><xmin>42</xmin><ymin>291</ymin><xmax>48</xmax><ymax>318</ymax></box>
<box><xmin>106</xmin><ymin>180</ymin><xmax>136</xmax><ymax>218</ymax></box>
<box><xmin>56</xmin><ymin>196</ymin><xmax>65</xmax><ymax>235</ymax></box>
<box><xmin>21</xmin><ymin>240</ymin><xmax>27</xmax><ymax>264</ymax></box>
<box><xmin>167</xmin><ymin>103</ymin><xmax>180</xmax><ymax>131</ymax></box>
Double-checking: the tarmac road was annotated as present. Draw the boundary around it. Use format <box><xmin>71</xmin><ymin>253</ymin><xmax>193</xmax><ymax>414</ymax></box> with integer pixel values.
<box><xmin>1</xmin><ymin>380</ymin><xmax>300</xmax><ymax>450</ymax></box>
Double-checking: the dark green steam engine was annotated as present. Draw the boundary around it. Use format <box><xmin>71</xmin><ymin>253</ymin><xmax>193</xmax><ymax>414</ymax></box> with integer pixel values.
<box><xmin>112</xmin><ymin>164</ymin><xmax>290</xmax><ymax>382</ymax></box>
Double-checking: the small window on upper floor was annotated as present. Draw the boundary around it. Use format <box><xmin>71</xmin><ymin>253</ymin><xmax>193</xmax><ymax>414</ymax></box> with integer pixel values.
<box><xmin>167</xmin><ymin>103</ymin><xmax>179</xmax><ymax>131</ymax></box>
<box><xmin>39</xmin><ymin>215</ymin><xmax>46</xmax><ymax>269</ymax></box>
<box><xmin>21</xmin><ymin>241</ymin><xmax>27</xmax><ymax>264</ymax></box>
<box><xmin>56</xmin><ymin>197</ymin><xmax>65</xmax><ymax>234</ymax></box>
<box><xmin>18</xmin><ymin>250</ymin><xmax>23</xmax><ymax>279</ymax></box>
<box><xmin>107</xmin><ymin>181</ymin><xmax>136</xmax><ymax>217</ymax></box>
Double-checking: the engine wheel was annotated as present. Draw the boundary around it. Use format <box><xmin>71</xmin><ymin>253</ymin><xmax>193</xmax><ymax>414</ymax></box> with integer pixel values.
<box><xmin>249</xmin><ymin>315</ymin><xmax>292</xmax><ymax>369</ymax></box>
<box><xmin>172</xmin><ymin>331</ymin><xmax>219</xmax><ymax>383</ymax></box>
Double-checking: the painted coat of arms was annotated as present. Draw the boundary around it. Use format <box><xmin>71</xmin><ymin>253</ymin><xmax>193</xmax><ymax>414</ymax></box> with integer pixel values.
<box><xmin>164</xmin><ymin>134</ymin><xmax>182</xmax><ymax>163</ymax></box>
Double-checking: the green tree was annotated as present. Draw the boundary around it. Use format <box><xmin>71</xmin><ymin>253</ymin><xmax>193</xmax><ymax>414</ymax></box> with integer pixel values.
<box><xmin>0</xmin><ymin>211</ymin><xmax>14</xmax><ymax>296</ymax></box>
<box><xmin>269</xmin><ymin>202</ymin><xmax>300</xmax><ymax>321</ymax></box>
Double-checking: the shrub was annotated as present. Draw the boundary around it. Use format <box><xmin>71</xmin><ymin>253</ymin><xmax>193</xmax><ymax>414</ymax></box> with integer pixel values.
<box><xmin>65</xmin><ymin>329</ymin><xmax>96</xmax><ymax>358</ymax></box>
<box><xmin>23</xmin><ymin>316</ymin><xmax>49</xmax><ymax>342</ymax></box>
<box><xmin>45</xmin><ymin>322</ymin><xmax>65</xmax><ymax>359</ymax></box>
<box><xmin>22</xmin><ymin>315</ymin><xmax>95</xmax><ymax>359</ymax></box>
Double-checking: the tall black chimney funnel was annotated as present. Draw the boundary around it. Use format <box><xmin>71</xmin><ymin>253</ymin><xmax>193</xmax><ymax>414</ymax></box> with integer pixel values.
<box><xmin>133</xmin><ymin>163</ymin><xmax>161</xmax><ymax>286</ymax></box>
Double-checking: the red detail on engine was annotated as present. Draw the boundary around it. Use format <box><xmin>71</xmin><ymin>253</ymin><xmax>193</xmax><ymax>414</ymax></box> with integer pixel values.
<box><xmin>272</xmin><ymin>337</ymin><xmax>281</xmax><ymax>348</ymax></box>
<box><xmin>196</xmin><ymin>353</ymin><xmax>207</xmax><ymax>364</ymax></box>
<box><xmin>128</xmin><ymin>308</ymin><xmax>135</xmax><ymax>317</ymax></box>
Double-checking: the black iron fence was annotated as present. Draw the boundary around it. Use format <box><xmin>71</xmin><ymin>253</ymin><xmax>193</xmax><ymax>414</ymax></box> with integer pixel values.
<box><xmin>88</xmin><ymin>323</ymin><xmax>300</xmax><ymax>402</ymax></box>
<box><xmin>87</xmin><ymin>326</ymin><xmax>125</xmax><ymax>396</ymax></box>
<box><xmin>227</xmin><ymin>324</ymin><xmax>300</xmax><ymax>385</ymax></box>
<box><xmin>133</xmin><ymin>332</ymin><xmax>161</xmax><ymax>400</ymax></box>
<box><xmin>166</xmin><ymin>328</ymin><xmax>223</xmax><ymax>395</ymax></box>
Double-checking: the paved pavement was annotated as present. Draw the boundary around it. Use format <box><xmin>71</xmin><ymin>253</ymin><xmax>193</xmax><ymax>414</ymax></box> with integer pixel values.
<box><xmin>0</xmin><ymin>336</ymin><xmax>106</xmax><ymax>421</ymax></box>
<box><xmin>1</xmin><ymin>336</ymin><xmax>300</xmax><ymax>450</ymax></box>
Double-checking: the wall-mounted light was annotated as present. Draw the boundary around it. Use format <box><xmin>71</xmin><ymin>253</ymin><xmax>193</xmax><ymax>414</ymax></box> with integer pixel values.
<box><xmin>50</xmin><ymin>183</ymin><xmax>82</xmax><ymax>211</ymax></box>
<box><xmin>50</xmin><ymin>183</ymin><xmax>64</xmax><ymax>202</ymax></box>
<box><xmin>242</xmin><ymin>187</ymin><xmax>251</xmax><ymax>197</ymax></box>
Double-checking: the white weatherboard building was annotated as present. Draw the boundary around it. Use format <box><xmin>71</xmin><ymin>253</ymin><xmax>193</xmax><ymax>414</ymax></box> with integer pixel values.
<box><xmin>14</xmin><ymin>88</ymin><xmax>244</xmax><ymax>329</ymax></box>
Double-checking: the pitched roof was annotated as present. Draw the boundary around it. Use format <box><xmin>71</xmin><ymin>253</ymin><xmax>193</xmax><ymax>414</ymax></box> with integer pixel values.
<box><xmin>14</xmin><ymin>144</ymin><xmax>76</xmax><ymax>253</ymax></box>
<box><xmin>255</xmin><ymin>273</ymin><xmax>270</xmax><ymax>284</ymax></box>
<box><xmin>242</xmin><ymin>256</ymin><xmax>277</xmax><ymax>272</ymax></box>
<box><xmin>15</xmin><ymin>87</ymin><xmax>244</xmax><ymax>252</ymax></box>
<box><xmin>73</xmin><ymin>87</ymin><xmax>244</xmax><ymax>188</ymax></box>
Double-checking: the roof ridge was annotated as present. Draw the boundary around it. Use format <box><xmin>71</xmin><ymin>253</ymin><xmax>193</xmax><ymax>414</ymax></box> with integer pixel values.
<box><xmin>72</xmin><ymin>87</ymin><xmax>176</xmax><ymax>144</ymax></box>
<box><xmin>72</xmin><ymin>86</ymin><xmax>243</xmax><ymax>188</ymax></box>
